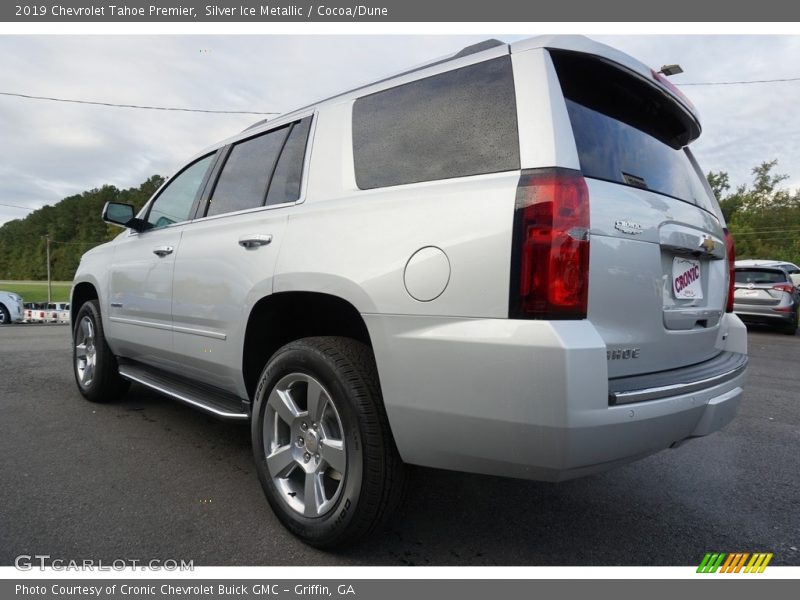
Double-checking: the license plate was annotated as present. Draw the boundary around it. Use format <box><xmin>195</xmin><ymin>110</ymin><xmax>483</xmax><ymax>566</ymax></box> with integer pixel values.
<box><xmin>742</xmin><ymin>289</ymin><xmax>760</xmax><ymax>297</ymax></box>
<box><xmin>672</xmin><ymin>257</ymin><xmax>703</xmax><ymax>300</ymax></box>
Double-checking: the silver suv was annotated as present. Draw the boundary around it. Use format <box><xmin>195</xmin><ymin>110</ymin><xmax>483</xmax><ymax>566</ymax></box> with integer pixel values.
<box><xmin>734</xmin><ymin>259</ymin><xmax>800</xmax><ymax>334</ymax></box>
<box><xmin>71</xmin><ymin>36</ymin><xmax>748</xmax><ymax>547</ymax></box>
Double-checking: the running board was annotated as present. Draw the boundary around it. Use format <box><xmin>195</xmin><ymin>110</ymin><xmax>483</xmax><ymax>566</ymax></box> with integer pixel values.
<box><xmin>118</xmin><ymin>363</ymin><xmax>249</xmax><ymax>420</ymax></box>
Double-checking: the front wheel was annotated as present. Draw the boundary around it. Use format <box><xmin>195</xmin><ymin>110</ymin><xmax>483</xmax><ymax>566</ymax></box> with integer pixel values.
<box><xmin>0</xmin><ymin>304</ymin><xmax>10</xmax><ymax>325</ymax></box>
<box><xmin>251</xmin><ymin>337</ymin><xmax>406</xmax><ymax>548</ymax></box>
<box><xmin>73</xmin><ymin>300</ymin><xmax>130</xmax><ymax>402</ymax></box>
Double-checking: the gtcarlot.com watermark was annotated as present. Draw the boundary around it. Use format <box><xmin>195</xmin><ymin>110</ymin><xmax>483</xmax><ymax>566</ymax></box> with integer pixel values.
<box><xmin>15</xmin><ymin>554</ymin><xmax>194</xmax><ymax>571</ymax></box>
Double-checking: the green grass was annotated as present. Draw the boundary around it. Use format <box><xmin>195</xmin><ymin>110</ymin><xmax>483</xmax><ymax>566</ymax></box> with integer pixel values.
<box><xmin>0</xmin><ymin>280</ymin><xmax>72</xmax><ymax>303</ymax></box>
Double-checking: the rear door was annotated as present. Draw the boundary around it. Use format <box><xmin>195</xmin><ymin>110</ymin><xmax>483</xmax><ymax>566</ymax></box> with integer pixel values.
<box><xmin>170</xmin><ymin>117</ymin><xmax>312</xmax><ymax>394</ymax></box>
<box><xmin>550</xmin><ymin>49</ymin><xmax>729</xmax><ymax>378</ymax></box>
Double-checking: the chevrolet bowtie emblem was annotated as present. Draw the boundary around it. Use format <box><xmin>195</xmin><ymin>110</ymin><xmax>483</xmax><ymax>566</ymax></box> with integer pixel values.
<box><xmin>699</xmin><ymin>236</ymin><xmax>716</xmax><ymax>253</ymax></box>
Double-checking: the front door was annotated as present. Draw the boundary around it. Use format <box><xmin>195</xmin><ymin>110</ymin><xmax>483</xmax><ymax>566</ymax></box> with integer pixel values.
<box><xmin>105</xmin><ymin>152</ymin><xmax>218</xmax><ymax>367</ymax></box>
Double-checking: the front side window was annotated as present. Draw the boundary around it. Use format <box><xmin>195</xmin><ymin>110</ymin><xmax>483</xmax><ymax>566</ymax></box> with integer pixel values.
<box><xmin>147</xmin><ymin>153</ymin><xmax>216</xmax><ymax>229</ymax></box>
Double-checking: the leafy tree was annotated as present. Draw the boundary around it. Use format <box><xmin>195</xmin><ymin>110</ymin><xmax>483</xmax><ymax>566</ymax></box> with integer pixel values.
<box><xmin>0</xmin><ymin>175</ymin><xmax>163</xmax><ymax>281</ymax></box>
<box><xmin>710</xmin><ymin>160</ymin><xmax>800</xmax><ymax>266</ymax></box>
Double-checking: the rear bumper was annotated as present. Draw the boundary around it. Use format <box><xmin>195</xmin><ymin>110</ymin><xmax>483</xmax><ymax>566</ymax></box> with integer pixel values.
<box><xmin>366</xmin><ymin>312</ymin><xmax>747</xmax><ymax>482</ymax></box>
<box><xmin>734</xmin><ymin>305</ymin><xmax>796</xmax><ymax>325</ymax></box>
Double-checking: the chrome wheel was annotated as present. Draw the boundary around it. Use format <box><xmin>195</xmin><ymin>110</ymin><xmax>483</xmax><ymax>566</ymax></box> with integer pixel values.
<box><xmin>74</xmin><ymin>316</ymin><xmax>97</xmax><ymax>387</ymax></box>
<box><xmin>262</xmin><ymin>373</ymin><xmax>347</xmax><ymax>518</ymax></box>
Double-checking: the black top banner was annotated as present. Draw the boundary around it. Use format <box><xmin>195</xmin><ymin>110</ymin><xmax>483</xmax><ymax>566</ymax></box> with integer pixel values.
<box><xmin>4</xmin><ymin>0</ymin><xmax>800</xmax><ymax>22</ymax></box>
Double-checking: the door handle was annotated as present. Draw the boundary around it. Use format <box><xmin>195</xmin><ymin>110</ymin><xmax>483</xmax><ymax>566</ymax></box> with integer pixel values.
<box><xmin>238</xmin><ymin>234</ymin><xmax>273</xmax><ymax>249</ymax></box>
<box><xmin>152</xmin><ymin>246</ymin><xmax>174</xmax><ymax>257</ymax></box>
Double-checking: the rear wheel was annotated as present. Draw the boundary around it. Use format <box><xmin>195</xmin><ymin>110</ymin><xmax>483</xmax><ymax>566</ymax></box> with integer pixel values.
<box><xmin>73</xmin><ymin>300</ymin><xmax>129</xmax><ymax>402</ymax></box>
<box><xmin>251</xmin><ymin>336</ymin><xmax>406</xmax><ymax>548</ymax></box>
<box><xmin>782</xmin><ymin>311</ymin><xmax>798</xmax><ymax>335</ymax></box>
<box><xmin>0</xmin><ymin>304</ymin><xmax>10</xmax><ymax>325</ymax></box>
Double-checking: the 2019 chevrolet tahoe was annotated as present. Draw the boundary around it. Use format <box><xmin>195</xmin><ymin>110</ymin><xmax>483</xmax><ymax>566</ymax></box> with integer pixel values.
<box><xmin>71</xmin><ymin>35</ymin><xmax>748</xmax><ymax>547</ymax></box>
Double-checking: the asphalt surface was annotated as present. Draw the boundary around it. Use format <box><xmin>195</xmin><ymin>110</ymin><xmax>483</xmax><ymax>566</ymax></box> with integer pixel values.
<box><xmin>0</xmin><ymin>324</ymin><xmax>798</xmax><ymax>566</ymax></box>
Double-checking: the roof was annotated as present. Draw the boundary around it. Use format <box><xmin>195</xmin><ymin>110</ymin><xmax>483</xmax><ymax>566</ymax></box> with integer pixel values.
<box><xmin>735</xmin><ymin>259</ymin><xmax>800</xmax><ymax>270</ymax></box>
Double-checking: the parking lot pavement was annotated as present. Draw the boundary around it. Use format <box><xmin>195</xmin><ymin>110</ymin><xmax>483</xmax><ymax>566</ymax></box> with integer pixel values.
<box><xmin>0</xmin><ymin>324</ymin><xmax>798</xmax><ymax>566</ymax></box>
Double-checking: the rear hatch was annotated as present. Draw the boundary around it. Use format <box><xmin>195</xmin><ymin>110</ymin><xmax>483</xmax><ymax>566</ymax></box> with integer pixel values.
<box><xmin>550</xmin><ymin>49</ymin><xmax>728</xmax><ymax>378</ymax></box>
<box><xmin>734</xmin><ymin>268</ymin><xmax>790</xmax><ymax>307</ymax></box>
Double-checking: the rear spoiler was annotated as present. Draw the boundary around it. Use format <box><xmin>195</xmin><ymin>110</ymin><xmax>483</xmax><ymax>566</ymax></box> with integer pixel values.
<box><xmin>511</xmin><ymin>35</ymin><xmax>701</xmax><ymax>143</ymax></box>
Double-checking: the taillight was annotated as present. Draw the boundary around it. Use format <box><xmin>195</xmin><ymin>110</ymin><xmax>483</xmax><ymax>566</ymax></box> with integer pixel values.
<box><xmin>724</xmin><ymin>228</ymin><xmax>735</xmax><ymax>312</ymax></box>
<box><xmin>772</xmin><ymin>283</ymin><xmax>795</xmax><ymax>294</ymax></box>
<box><xmin>509</xmin><ymin>168</ymin><xmax>590</xmax><ymax>320</ymax></box>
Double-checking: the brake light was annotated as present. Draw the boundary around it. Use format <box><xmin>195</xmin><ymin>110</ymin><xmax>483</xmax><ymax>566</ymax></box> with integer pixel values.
<box><xmin>724</xmin><ymin>228</ymin><xmax>735</xmax><ymax>312</ymax></box>
<box><xmin>652</xmin><ymin>69</ymin><xmax>696</xmax><ymax>113</ymax></box>
<box><xmin>772</xmin><ymin>283</ymin><xmax>795</xmax><ymax>294</ymax></box>
<box><xmin>509</xmin><ymin>168</ymin><xmax>590</xmax><ymax>320</ymax></box>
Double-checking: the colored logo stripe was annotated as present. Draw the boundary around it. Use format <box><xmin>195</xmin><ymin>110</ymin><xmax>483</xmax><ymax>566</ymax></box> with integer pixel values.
<box><xmin>698</xmin><ymin>552</ymin><xmax>773</xmax><ymax>573</ymax></box>
<box><xmin>745</xmin><ymin>553</ymin><xmax>773</xmax><ymax>573</ymax></box>
<box><xmin>697</xmin><ymin>553</ymin><xmax>726</xmax><ymax>573</ymax></box>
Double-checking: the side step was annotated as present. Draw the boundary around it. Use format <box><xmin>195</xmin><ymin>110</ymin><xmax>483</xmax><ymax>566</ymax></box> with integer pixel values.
<box><xmin>118</xmin><ymin>362</ymin><xmax>249</xmax><ymax>421</ymax></box>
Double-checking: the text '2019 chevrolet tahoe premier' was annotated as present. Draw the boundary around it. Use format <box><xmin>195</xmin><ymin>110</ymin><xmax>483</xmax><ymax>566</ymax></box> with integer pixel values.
<box><xmin>71</xmin><ymin>36</ymin><xmax>748</xmax><ymax>547</ymax></box>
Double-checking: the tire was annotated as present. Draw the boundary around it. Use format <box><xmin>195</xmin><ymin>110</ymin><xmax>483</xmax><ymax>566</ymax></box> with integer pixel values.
<box><xmin>0</xmin><ymin>303</ymin><xmax>10</xmax><ymax>325</ymax></box>
<box><xmin>251</xmin><ymin>336</ymin><xmax>406</xmax><ymax>548</ymax></box>
<box><xmin>782</xmin><ymin>312</ymin><xmax>798</xmax><ymax>335</ymax></box>
<box><xmin>72</xmin><ymin>299</ymin><xmax>130</xmax><ymax>402</ymax></box>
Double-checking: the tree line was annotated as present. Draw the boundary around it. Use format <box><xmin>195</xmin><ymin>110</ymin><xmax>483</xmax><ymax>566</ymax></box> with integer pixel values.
<box><xmin>0</xmin><ymin>176</ymin><xmax>163</xmax><ymax>281</ymax></box>
<box><xmin>708</xmin><ymin>160</ymin><xmax>800</xmax><ymax>265</ymax></box>
<box><xmin>0</xmin><ymin>159</ymin><xmax>797</xmax><ymax>282</ymax></box>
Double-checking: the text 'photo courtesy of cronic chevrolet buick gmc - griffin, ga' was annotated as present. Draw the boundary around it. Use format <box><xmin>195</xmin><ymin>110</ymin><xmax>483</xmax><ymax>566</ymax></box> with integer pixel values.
<box><xmin>69</xmin><ymin>36</ymin><xmax>749</xmax><ymax>547</ymax></box>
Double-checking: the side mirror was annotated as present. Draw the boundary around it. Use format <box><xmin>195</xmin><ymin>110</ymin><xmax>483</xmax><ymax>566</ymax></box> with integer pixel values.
<box><xmin>102</xmin><ymin>202</ymin><xmax>148</xmax><ymax>232</ymax></box>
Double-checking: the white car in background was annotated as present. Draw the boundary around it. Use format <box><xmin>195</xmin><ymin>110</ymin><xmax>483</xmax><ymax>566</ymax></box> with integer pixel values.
<box><xmin>0</xmin><ymin>291</ymin><xmax>24</xmax><ymax>325</ymax></box>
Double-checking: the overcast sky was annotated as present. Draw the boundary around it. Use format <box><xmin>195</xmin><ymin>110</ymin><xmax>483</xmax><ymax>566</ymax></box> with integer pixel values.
<box><xmin>1</xmin><ymin>34</ymin><xmax>800</xmax><ymax>226</ymax></box>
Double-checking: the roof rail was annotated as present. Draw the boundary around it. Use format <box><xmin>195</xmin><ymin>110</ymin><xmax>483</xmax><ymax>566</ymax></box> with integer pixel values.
<box><xmin>243</xmin><ymin>38</ymin><xmax>509</xmax><ymax>133</ymax></box>
<box><xmin>453</xmin><ymin>39</ymin><xmax>505</xmax><ymax>58</ymax></box>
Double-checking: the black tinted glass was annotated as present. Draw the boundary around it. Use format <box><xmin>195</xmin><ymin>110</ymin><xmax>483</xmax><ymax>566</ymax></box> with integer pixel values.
<box><xmin>207</xmin><ymin>127</ymin><xmax>289</xmax><ymax>217</ymax></box>
<box><xmin>147</xmin><ymin>153</ymin><xmax>216</xmax><ymax>228</ymax></box>
<box><xmin>735</xmin><ymin>269</ymin><xmax>788</xmax><ymax>284</ymax></box>
<box><xmin>352</xmin><ymin>56</ymin><xmax>519</xmax><ymax>189</ymax></box>
<box><xmin>266</xmin><ymin>118</ymin><xmax>312</xmax><ymax>206</ymax></box>
<box><xmin>566</xmin><ymin>99</ymin><xmax>711</xmax><ymax>209</ymax></box>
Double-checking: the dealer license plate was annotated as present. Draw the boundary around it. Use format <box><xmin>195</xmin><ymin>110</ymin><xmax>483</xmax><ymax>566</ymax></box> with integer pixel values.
<box><xmin>672</xmin><ymin>257</ymin><xmax>703</xmax><ymax>300</ymax></box>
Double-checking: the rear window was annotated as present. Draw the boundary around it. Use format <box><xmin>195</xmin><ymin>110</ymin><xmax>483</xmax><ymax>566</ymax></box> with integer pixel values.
<box><xmin>206</xmin><ymin>126</ymin><xmax>289</xmax><ymax>217</ymax></box>
<box><xmin>735</xmin><ymin>269</ymin><xmax>788</xmax><ymax>284</ymax></box>
<box><xmin>551</xmin><ymin>50</ymin><xmax>715</xmax><ymax>213</ymax></box>
<box><xmin>352</xmin><ymin>56</ymin><xmax>519</xmax><ymax>189</ymax></box>
<box><xmin>266</xmin><ymin>117</ymin><xmax>312</xmax><ymax>206</ymax></box>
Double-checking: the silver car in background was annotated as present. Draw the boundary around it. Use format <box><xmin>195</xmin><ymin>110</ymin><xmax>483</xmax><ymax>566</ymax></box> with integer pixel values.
<box><xmin>734</xmin><ymin>259</ymin><xmax>800</xmax><ymax>335</ymax></box>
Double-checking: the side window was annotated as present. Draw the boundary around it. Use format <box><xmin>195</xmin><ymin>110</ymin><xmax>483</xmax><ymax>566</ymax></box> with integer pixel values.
<box><xmin>206</xmin><ymin>126</ymin><xmax>289</xmax><ymax>217</ymax></box>
<box><xmin>147</xmin><ymin>153</ymin><xmax>216</xmax><ymax>229</ymax></box>
<box><xmin>265</xmin><ymin>117</ymin><xmax>312</xmax><ymax>206</ymax></box>
<box><xmin>352</xmin><ymin>56</ymin><xmax>519</xmax><ymax>190</ymax></box>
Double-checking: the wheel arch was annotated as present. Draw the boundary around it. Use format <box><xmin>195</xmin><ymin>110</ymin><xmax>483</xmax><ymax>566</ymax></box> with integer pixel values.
<box><xmin>70</xmin><ymin>281</ymin><xmax>99</xmax><ymax>326</ymax></box>
<box><xmin>242</xmin><ymin>291</ymin><xmax>374</xmax><ymax>401</ymax></box>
